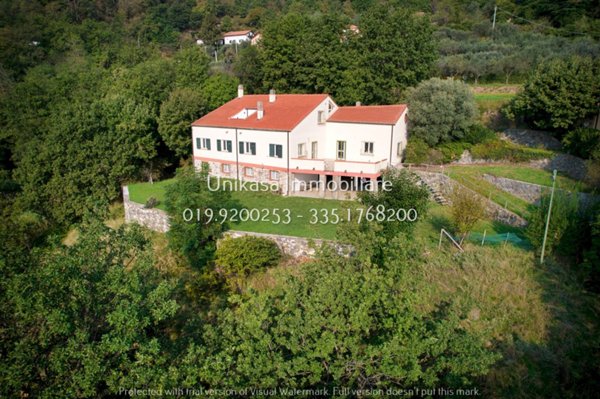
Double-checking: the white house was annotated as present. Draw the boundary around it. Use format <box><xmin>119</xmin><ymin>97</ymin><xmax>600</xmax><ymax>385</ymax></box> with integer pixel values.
<box><xmin>191</xmin><ymin>87</ymin><xmax>408</xmax><ymax>195</ymax></box>
<box><xmin>223</xmin><ymin>30</ymin><xmax>253</xmax><ymax>45</ymax></box>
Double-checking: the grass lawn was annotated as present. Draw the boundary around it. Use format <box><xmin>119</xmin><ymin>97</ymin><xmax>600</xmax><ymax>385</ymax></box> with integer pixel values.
<box><xmin>128</xmin><ymin>179</ymin><xmax>354</xmax><ymax>240</ymax></box>
<box><xmin>474</xmin><ymin>92</ymin><xmax>515</xmax><ymax>113</ymax></box>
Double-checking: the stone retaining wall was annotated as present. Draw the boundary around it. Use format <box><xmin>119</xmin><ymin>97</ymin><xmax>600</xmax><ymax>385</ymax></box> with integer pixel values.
<box><xmin>223</xmin><ymin>230</ymin><xmax>352</xmax><ymax>258</ymax></box>
<box><xmin>415</xmin><ymin>171</ymin><xmax>528</xmax><ymax>227</ymax></box>
<box><xmin>123</xmin><ymin>186</ymin><xmax>170</xmax><ymax>232</ymax></box>
<box><xmin>482</xmin><ymin>174</ymin><xmax>598</xmax><ymax>209</ymax></box>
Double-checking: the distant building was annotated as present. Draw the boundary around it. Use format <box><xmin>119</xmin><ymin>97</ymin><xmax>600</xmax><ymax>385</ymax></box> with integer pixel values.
<box><xmin>191</xmin><ymin>87</ymin><xmax>408</xmax><ymax>195</ymax></box>
<box><xmin>195</xmin><ymin>39</ymin><xmax>204</xmax><ymax>46</ymax></box>
<box><xmin>223</xmin><ymin>30</ymin><xmax>253</xmax><ymax>45</ymax></box>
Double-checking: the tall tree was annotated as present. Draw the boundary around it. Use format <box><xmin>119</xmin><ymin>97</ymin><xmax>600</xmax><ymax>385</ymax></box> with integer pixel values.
<box><xmin>504</xmin><ymin>57</ymin><xmax>600</xmax><ymax>136</ymax></box>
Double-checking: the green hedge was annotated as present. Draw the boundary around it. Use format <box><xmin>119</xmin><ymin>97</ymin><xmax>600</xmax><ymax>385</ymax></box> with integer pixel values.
<box><xmin>215</xmin><ymin>235</ymin><xmax>282</xmax><ymax>282</ymax></box>
<box><xmin>471</xmin><ymin>139</ymin><xmax>553</xmax><ymax>162</ymax></box>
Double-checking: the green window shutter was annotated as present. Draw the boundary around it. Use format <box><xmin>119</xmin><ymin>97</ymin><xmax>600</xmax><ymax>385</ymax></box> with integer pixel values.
<box><xmin>227</xmin><ymin>140</ymin><xmax>232</xmax><ymax>152</ymax></box>
<box><xmin>239</xmin><ymin>141</ymin><xmax>244</xmax><ymax>154</ymax></box>
<box><xmin>217</xmin><ymin>140</ymin><xmax>222</xmax><ymax>151</ymax></box>
<box><xmin>196</xmin><ymin>138</ymin><xmax>201</xmax><ymax>149</ymax></box>
<box><xmin>206</xmin><ymin>139</ymin><xmax>211</xmax><ymax>150</ymax></box>
<box><xmin>250</xmin><ymin>142</ymin><xmax>256</xmax><ymax>155</ymax></box>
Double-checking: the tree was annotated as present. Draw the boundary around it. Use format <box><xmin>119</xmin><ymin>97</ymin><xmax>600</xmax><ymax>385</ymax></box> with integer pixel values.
<box><xmin>174</xmin><ymin>46</ymin><xmax>211</xmax><ymax>89</ymax></box>
<box><xmin>164</xmin><ymin>165</ymin><xmax>237</xmax><ymax>269</ymax></box>
<box><xmin>407</xmin><ymin>78</ymin><xmax>477</xmax><ymax>146</ymax></box>
<box><xmin>201</xmin><ymin>73</ymin><xmax>239</xmax><ymax>110</ymax></box>
<box><xmin>450</xmin><ymin>185</ymin><xmax>486</xmax><ymax>242</ymax></box>
<box><xmin>358</xmin><ymin>168</ymin><xmax>429</xmax><ymax>239</ymax></box>
<box><xmin>233</xmin><ymin>44</ymin><xmax>264</xmax><ymax>94</ymax></box>
<box><xmin>504</xmin><ymin>57</ymin><xmax>600</xmax><ymax>136</ymax></box>
<box><xmin>562</xmin><ymin>127</ymin><xmax>600</xmax><ymax>160</ymax></box>
<box><xmin>0</xmin><ymin>222</ymin><xmax>179</xmax><ymax>397</ymax></box>
<box><xmin>158</xmin><ymin>88</ymin><xmax>207</xmax><ymax>159</ymax></box>
<box><xmin>194</xmin><ymin>248</ymin><xmax>499</xmax><ymax>390</ymax></box>
<box><xmin>354</xmin><ymin>6</ymin><xmax>436</xmax><ymax>104</ymax></box>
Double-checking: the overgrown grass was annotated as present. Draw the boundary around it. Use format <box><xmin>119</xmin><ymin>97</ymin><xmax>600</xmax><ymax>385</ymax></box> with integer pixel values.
<box><xmin>128</xmin><ymin>178</ymin><xmax>354</xmax><ymax>240</ymax></box>
<box><xmin>474</xmin><ymin>92</ymin><xmax>515</xmax><ymax>113</ymax></box>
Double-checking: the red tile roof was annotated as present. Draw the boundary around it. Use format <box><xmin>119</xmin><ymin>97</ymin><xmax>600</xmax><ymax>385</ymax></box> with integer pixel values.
<box><xmin>223</xmin><ymin>30</ymin><xmax>252</xmax><ymax>37</ymax></box>
<box><xmin>192</xmin><ymin>94</ymin><xmax>329</xmax><ymax>131</ymax></box>
<box><xmin>328</xmin><ymin>104</ymin><xmax>407</xmax><ymax>125</ymax></box>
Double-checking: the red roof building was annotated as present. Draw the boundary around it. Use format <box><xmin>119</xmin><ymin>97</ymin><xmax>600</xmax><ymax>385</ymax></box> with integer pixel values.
<box><xmin>328</xmin><ymin>105</ymin><xmax>407</xmax><ymax>125</ymax></box>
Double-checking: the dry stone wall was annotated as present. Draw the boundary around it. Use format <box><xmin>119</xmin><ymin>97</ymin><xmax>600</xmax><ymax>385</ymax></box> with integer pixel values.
<box><xmin>415</xmin><ymin>171</ymin><xmax>528</xmax><ymax>227</ymax></box>
<box><xmin>123</xmin><ymin>186</ymin><xmax>170</xmax><ymax>232</ymax></box>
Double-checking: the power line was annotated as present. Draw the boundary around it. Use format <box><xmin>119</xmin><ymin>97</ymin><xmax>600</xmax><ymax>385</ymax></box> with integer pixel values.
<box><xmin>495</xmin><ymin>6</ymin><xmax>593</xmax><ymax>37</ymax></box>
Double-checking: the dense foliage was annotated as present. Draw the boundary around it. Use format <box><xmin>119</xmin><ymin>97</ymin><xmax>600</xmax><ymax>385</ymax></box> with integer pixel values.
<box><xmin>0</xmin><ymin>222</ymin><xmax>180</xmax><ymax>397</ymax></box>
<box><xmin>215</xmin><ymin>235</ymin><xmax>282</xmax><ymax>289</ymax></box>
<box><xmin>196</xmin><ymin>241</ymin><xmax>500</xmax><ymax>391</ymax></box>
<box><xmin>164</xmin><ymin>165</ymin><xmax>237</xmax><ymax>269</ymax></box>
<box><xmin>407</xmin><ymin>78</ymin><xmax>477</xmax><ymax>146</ymax></box>
<box><xmin>358</xmin><ymin>169</ymin><xmax>429</xmax><ymax>239</ymax></box>
<box><xmin>504</xmin><ymin>57</ymin><xmax>600</xmax><ymax>136</ymax></box>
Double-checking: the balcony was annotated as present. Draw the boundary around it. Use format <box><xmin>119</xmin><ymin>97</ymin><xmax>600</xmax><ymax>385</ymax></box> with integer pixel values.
<box><xmin>290</xmin><ymin>158</ymin><xmax>388</xmax><ymax>176</ymax></box>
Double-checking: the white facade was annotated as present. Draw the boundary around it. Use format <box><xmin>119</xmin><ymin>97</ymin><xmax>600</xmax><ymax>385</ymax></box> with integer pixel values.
<box><xmin>223</xmin><ymin>31</ymin><xmax>252</xmax><ymax>45</ymax></box>
<box><xmin>192</xmin><ymin>94</ymin><xmax>407</xmax><ymax>196</ymax></box>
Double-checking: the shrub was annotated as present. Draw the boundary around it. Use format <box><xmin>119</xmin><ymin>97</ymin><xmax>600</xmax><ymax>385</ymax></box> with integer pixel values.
<box><xmin>562</xmin><ymin>127</ymin><xmax>600</xmax><ymax>160</ymax></box>
<box><xmin>404</xmin><ymin>138</ymin><xmax>430</xmax><ymax>164</ymax></box>
<box><xmin>437</xmin><ymin>142</ymin><xmax>472</xmax><ymax>163</ymax></box>
<box><xmin>215</xmin><ymin>236</ymin><xmax>282</xmax><ymax>289</ymax></box>
<box><xmin>463</xmin><ymin>124</ymin><xmax>497</xmax><ymax>144</ymax></box>
<box><xmin>144</xmin><ymin>196</ymin><xmax>160</xmax><ymax>209</ymax></box>
<box><xmin>470</xmin><ymin>139</ymin><xmax>552</xmax><ymax>162</ymax></box>
<box><xmin>450</xmin><ymin>185</ymin><xmax>486</xmax><ymax>241</ymax></box>
<box><xmin>526</xmin><ymin>191</ymin><xmax>580</xmax><ymax>257</ymax></box>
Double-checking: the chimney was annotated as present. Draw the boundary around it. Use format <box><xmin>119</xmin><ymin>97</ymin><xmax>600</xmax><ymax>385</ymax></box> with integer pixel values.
<box><xmin>257</xmin><ymin>101</ymin><xmax>264</xmax><ymax>119</ymax></box>
<box><xmin>355</xmin><ymin>101</ymin><xmax>361</xmax><ymax>106</ymax></box>
<box><xmin>269</xmin><ymin>89</ymin><xmax>276</xmax><ymax>103</ymax></box>
<box><xmin>238</xmin><ymin>84</ymin><xmax>244</xmax><ymax>98</ymax></box>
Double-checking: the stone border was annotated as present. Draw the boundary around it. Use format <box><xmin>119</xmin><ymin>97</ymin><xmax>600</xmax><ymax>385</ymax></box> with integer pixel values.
<box><xmin>123</xmin><ymin>186</ymin><xmax>170</xmax><ymax>232</ymax></box>
<box><xmin>414</xmin><ymin>171</ymin><xmax>527</xmax><ymax>227</ymax></box>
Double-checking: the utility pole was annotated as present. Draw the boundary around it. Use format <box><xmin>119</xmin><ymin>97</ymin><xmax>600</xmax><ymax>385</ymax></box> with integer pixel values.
<box><xmin>492</xmin><ymin>5</ymin><xmax>497</xmax><ymax>38</ymax></box>
<box><xmin>540</xmin><ymin>169</ymin><xmax>557</xmax><ymax>265</ymax></box>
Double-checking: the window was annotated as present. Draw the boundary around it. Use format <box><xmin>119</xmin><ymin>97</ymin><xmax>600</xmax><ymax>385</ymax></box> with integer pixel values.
<box><xmin>318</xmin><ymin>111</ymin><xmax>326</xmax><ymax>124</ymax></box>
<box><xmin>239</xmin><ymin>141</ymin><xmax>256</xmax><ymax>155</ymax></box>
<box><xmin>311</xmin><ymin>141</ymin><xmax>318</xmax><ymax>159</ymax></box>
<box><xmin>196</xmin><ymin>138</ymin><xmax>211</xmax><ymax>150</ymax></box>
<box><xmin>269</xmin><ymin>144</ymin><xmax>283</xmax><ymax>158</ymax></box>
<box><xmin>361</xmin><ymin>141</ymin><xmax>374</xmax><ymax>155</ymax></box>
<box><xmin>270</xmin><ymin>170</ymin><xmax>280</xmax><ymax>180</ymax></box>
<box><xmin>244</xmin><ymin>167</ymin><xmax>254</xmax><ymax>177</ymax></box>
<box><xmin>397</xmin><ymin>142</ymin><xmax>403</xmax><ymax>156</ymax></box>
<box><xmin>328</xmin><ymin>101</ymin><xmax>334</xmax><ymax>113</ymax></box>
<box><xmin>217</xmin><ymin>139</ymin><xmax>232</xmax><ymax>152</ymax></box>
<box><xmin>221</xmin><ymin>164</ymin><xmax>231</xmax><ymax>173</ymax></box>
<box><xmin>298</xmin><ymin>143</ymin><xmax>306</xmax><ymax>157</ymax></box>
<box><xmin>336</xmin><ymin>141</ymin><xmax>346</xmax><ymax>160</ymax></box>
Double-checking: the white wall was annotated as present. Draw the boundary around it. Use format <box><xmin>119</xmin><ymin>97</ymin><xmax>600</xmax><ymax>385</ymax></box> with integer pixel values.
<box><xmin>224</xmin><ymin>35</ymin><xmax>250</xmax><ymax>45</ymax></box>
<box><xmin>289</xmin><ymin>96</ymin><xmax>337</xmax><ymax>161</ymax></box>
<box><xmin>192</xmin><ymin>126</ymin><xmax>289</xmax><ymax>173</ymax></box>
<box><xmin>325</xmin><ymin>122</ymin><xmax>392</xmax><ymax>164</ymax></box>
<box><xmin>391</xmin><ymin>108</ymin><xmax>408</xmax><ymax>165</ymax></box>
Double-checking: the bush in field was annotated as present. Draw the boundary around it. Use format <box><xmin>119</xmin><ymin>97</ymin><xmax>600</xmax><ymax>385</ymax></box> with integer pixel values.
<box><xmin>215</xmin><ymin>236</ymin><xmax>282</xmax><ymax>289</ymax></box>
<box><xmin>562</xmin><ymin>128</ymin><xmax>600</xmax><ymax>160</ymax></box>
<box><xmin>403</xmin><ymin>138</ymin><xmax>430</xmax><ymax>164</ymax></box>
<box><xmin>437</xmin><ymin>142</ymin><xmax>472</xmax><ymax>163</ymax></box>
<box><xmin>463</xmin><ymin>124</ymin><xmax>497</xmax><ymax>145</ymax></box>
<box><xmin>450</xmin><ymin>185</ymin><xmax>486</xmax><ymax>241</ymax></box>
<box><xmin>526</xmin><ymin>191</ymin><xmax>580</xmax><ymax>256</ymax></box>
<box><xmin>407</xmin><ymin>78</ymin><xmax>477</xmax><ymax>146</ymax></box>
